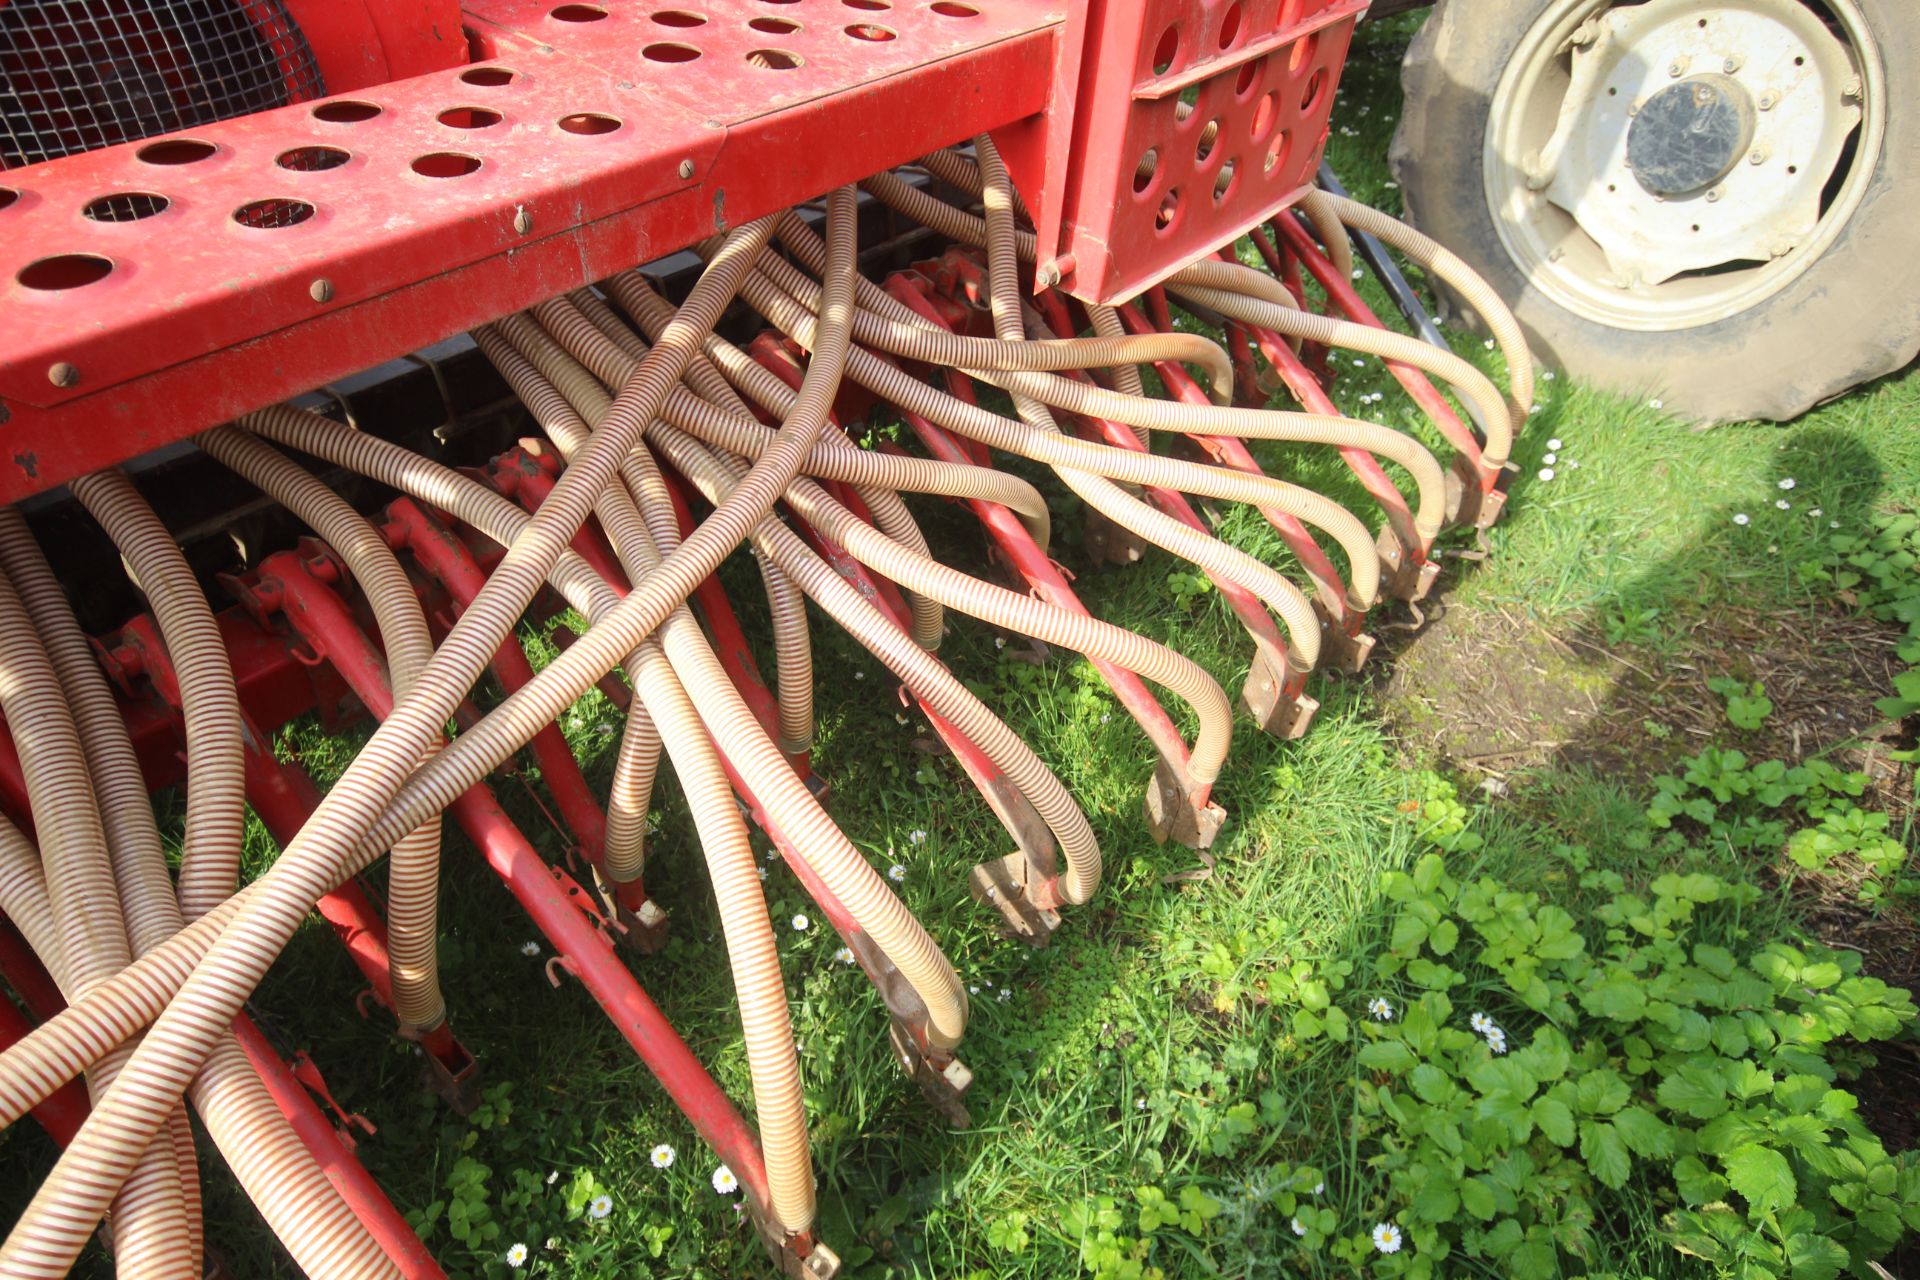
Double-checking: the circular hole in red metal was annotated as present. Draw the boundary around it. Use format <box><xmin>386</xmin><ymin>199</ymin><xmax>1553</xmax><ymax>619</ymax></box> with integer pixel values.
<box><xmin>1300</xmin><ymin>67</ymin><xmax>1326</xmax><ymax>113</ymax></box>
<box><xmin>18</xmin><ymin>253</ymin><xmax>113</xmax><ymax>290</ymax></box>
<box><xmin>845</xmin><ymin>0</ymin><xmax>891</xmax><ymax>10</ymax></box>
<box><xmin>1154</xmin><ymin>187</ymin><xmax>1182</xmax><ymax>234</ymax></box>
<box><xmin>1265</xmin><ymin>126</ymin><xmax>1292</xmax><ymax>174</ymax></box>
<box><xmin>644</xmin><ymin>41</ymin><xmax>703</xmax><ymax>61</ymax></box>
<box><xmin>749</xmin><ymin>15</ymin><xmax>801</xmax><ymax>32</ymax></box>
<box><xmin>439</xmin><ymin>106</ymin><xmax>503</xmax><ymax>129</ymax></box>
<box><xmin>461</xmin><ymin>66</ymin><xmax>518</xmax><ymax>86</ymax></box>
<box><xmin>313</xmin><ymin>100</ymin><xmax>383</xmax><ymax>123</ymax></box>
<box><xmin>930</xmin><ymin>0</ymin><xmax>977</xmax><ymax>14</ymax></box>
<box><xmin>1251</xmin><ymin>89</ymin><xmax>1277</xmax><ymax>138</ymax></box>
<box><xmin>137</xmin><ymin>138</ymin><xmax>216</xmax><ymax>164</ymax></box>
<box><xmin>558</xmin><ymin>112</ymin><xmax>623</xmax><ymax>134</ymax></box>
<box><xmin>1213</xmin><ymin>156</ymin><xmax>1239</xmax><ymax>204</ymax></box>
<box><xmin>747</xmin><ymin>47</ymin><xmax>803</xmax><ymax>68</ymax></box>
<box><xmin>233</xmin><ymin>198</ymin><xmax>316</xmax><ymax>229</ymax></box>
<box><xmin>652</xmin><ymin>9</ymin><xmax>707</xmax><ymax>24</ymax></box>
<box><xmin>83</xmin><ymin>192</ymin><xmax>170</xmax><ymax>222</ymax></box>
<box><xmin>1151</xmin><ymin>22</ymin><xmax>1177</xmax><ymax>73</ymax></box>
<box><xmin>1235</xmin><ymin>56</ymin><xmax>1263</xmax><ymax>97</ymax></box>
<box><xmin>1195</xmin><ymin>119</ymin><xmax>1220</xmax><ymax>165</ymax></box>
<box><xmin>411</xmin><ymin>152</ymin><xmax>483</xmax><ymax>178</ymax></box>
<box><xmin>551</xmin><ymin>3</ymin><xmax>608</xmax><ymax>19</ymax></box>
<box><xmin>1132</xmin><ymin>147</ymin><xmax>1158</xmax><ymax>196</ymax></box>
<box><xmin>277</xmin><ymin>145</ymin><xmax>351</xmax><ymax>171</ymax></box>
<box><xmin>1218</xmin><ymin>1</ymin><xmax>1241</xmax><ymax>49</ymax></box>
<box><xmin>845</xmin><ymin>21</ymin><xmax>895</xmax><ymax>39</ymax></box>
<box><xmin>1289</xmin><ymin>30</ymin><xmax>1318</xmax><ymax>74</ymax></box>
<box><xmin>0</xmin><ymin>188</ymin><xmax>18</xmax><ymax>212</ymax></box>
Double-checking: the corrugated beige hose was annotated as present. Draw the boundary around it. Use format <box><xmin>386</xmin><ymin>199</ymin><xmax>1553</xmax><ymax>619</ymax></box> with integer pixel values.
<box><xmin>1303</xmin><ymin>189</ymin><xmax>1535</xmax><ymax>432</ymax></box>
<box><xmin>473</xmin><ymin>322</ymin><xmax>820</xmax><ymax>1233</ymax></box>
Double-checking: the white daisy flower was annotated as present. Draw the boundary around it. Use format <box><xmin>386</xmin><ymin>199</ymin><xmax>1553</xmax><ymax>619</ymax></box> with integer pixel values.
<box><xmin>544</xmin><ymin>1236</ymin><xmax>560</xmax><ymax>1251</ymax></box>
<box><xmin>888</xmin><ymin>863</ymin><xmax>906</xmax><ymax>882</ymax></box>
<box><xmin>1483</xmin><ymin>339</ymin><xmax>1496</xmax><ymax>350</ymax></box>
<box><xmin>1485</xmin><ymin>1027</ymin><xmax>1509</xmax><ymax>1055</ymax></box>
<box><xmin>894</xmin><ymin>713</ymin><xmax>909</xmax><ymax>726</ymax></box>
<box><xmin>506</xmin><ymin>1242</ymin><xmax>529</xmax><ymax>1268</ymax></box>
<box><xmin>1469</xmin><ymin>1012</ymin><xmax>1492</xmax><ymax>1033</ymax></box>
<box><xmin>588</xmin><ymin>1194</ymin><xmax>612</xmax><ymax>1220</ymax></box>
<box><xmin>1567</xmin><ymin>460</ymin><xmax>1580</xmax><ymax>469</ymax></box>
<box><xmin>546</xmin><ymin>1170</ymin><xmax>559</xmax><ymax>1186</ymax></box>
<box><xmin>854</xmin><ymin>670</ymin><xmax>865</xmax><ymax>680</ymax></box>
<box><xmin>1367</xmin><ymin>996</ymin><xmax>1394</xmax><ymax>1021</ymax></box>
<box><xmin>1372</xmin><ymin>1223</ymin><xmax>1403</xmax><ymax>1254</ymax></box>
<box><xmin>1352</xmin><ymin>358</ymin><xmax>1366</xmax><ymax>368</ymax></box>
<box><xmin>1547</xmin><ymin>438</ymin><xmax>1563</xmax><ymax>450</ymax></box>
<box><xmin>1649</xmin><ymin>398</ymin><xmax>1664</xmax><ymax>409</ymax></box>
<box><xmin>994</xmin><ymin>637</ymin><xmax>1006</xmax><ymax>649</ymax></box>
<box><xmin>791</xmin><ymin>914</ymin><xmax>810</xmax><ymax>932</ymax></box>
<box><xmin>1100</xmin><ymin>713</ymin><xmax>1111</xmax><ymax>723</ymax></box>
<box><xmin>1135</xmin><ymin>1097</ymin><xmax>1147</xmax><ymax>1109</ymax></box>
<box><xmin>650</xmin><ymin>1144</ymin><xmax>675</xmax><ymax>1169</ymax></box>
<box><xmin>1779</xmin><ymin>477</ymin><xmax>1796</xmax><ymax>490</ymax></box>
<box><xmin>1537</xmin><ymin>467</ymin><xmax>1555</xmax><ymax>482</ymax></box>
<box><xmin>908</xmin><ymin>829</ymin><xmax>928</xmax><ymax>845</ymax></box>
<box><xmin>835</xmin><ymin>946</ymin><xmax>855</xmax><ymax>965</ymax></box>
<box><xmin>1830</xmin><ymin>520</ymin><xmax>1841</xmax><ymax>528</ymax></box>
<box><xmin>1384</xmin><ymin>180</ymin><xmax>1399</xmax><ymax>189</ymax></box>
<box><xmin>1291</xmin><ymin>1217</ymin><xmax>1308</xmax><ymax>1237</ymax></box>
<box><xmin>997</xmin><ymin>987</ymin><xmax>1012</xmax><ymax>1002</ymax></box>
<box><xmin>1777</xmin><ymin>499</ymin><xmax>1791</xmax><ymax>510</ymax></box>
<box><xmin>1352</xmin><ymin>269</ymin><xmax>1365</xmax><ymax>281</ymax></box>
<box><xmin>1810</xmin><ymin>508</ymin><xmax>1823</xmax><ymax>517</ymax></box>
<box><xmin>1312</xmin><ymin>1181</ymin><xmax>1325</xmax><ymax>1195</ymax></box>
<box><xmin>520</xmin><ymin>941</ymin><xmax>541</xmax><ymax>956</ymax></box>
<box><xmin>1733</xmin><ymin>513</ymin><xmax>1750</xmax><ymax>526</ymax></box>
<box><xmin>1541</xmin><ymin>452</ymin><xmax>1557</xmax><ymax>465</ymax></box>
<box><xmin>712</xmin><ymin>1165</ymin><xmax>739</xmax><ymax>1195</ymax></box>
<box><xmin>757</xmin><ymin>866</ymin><xmax>768</xmax><ymax>880</ymax></box>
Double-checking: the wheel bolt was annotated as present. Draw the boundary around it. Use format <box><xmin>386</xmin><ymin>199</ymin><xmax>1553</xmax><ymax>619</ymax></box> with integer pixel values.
<box><xmin>1758</xmin><ymin>90</ymin><xmax>1780</xmax><ymax>110</ymax></box>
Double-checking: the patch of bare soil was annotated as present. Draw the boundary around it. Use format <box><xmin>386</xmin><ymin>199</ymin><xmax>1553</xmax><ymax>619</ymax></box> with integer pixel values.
<box><xmin>1375</xmin><ymin>603</ymin><xmax>1910</xmax><ymax>807</ymax></box>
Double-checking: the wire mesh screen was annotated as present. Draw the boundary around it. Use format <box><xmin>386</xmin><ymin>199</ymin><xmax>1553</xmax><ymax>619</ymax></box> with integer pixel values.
<box><xmin>0</xmin><ymin>0</ymin><xmax>326</xmax><ymax>171</ymax></box>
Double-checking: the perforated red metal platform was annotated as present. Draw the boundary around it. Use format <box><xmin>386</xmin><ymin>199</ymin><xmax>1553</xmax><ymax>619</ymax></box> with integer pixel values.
<box><xmin>0</xmin><ymin>0</ymin><xmax>1060</xmax><ymax>503</ymax></box>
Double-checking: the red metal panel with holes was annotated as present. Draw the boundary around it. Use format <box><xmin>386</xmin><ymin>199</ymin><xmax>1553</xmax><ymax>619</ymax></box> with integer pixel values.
<box><xmin>1025</xmin><ymin>0</ymin><xmax>1363</xmax><ymax>302</ymax></box>
<box><xmin>0</xmin><ymin>0</ymin><xmax>1062</xmax><ymax>505</ymax></box>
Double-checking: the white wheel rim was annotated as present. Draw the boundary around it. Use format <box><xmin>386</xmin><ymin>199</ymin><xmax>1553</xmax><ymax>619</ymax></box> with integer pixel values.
<box><xmin>1484</xmin><ymin>0</ymin><xmax>1885</xmax><ymax>331</ymax></box>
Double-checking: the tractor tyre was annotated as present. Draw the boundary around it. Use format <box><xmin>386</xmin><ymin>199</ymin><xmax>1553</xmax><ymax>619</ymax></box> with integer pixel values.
<box><xmin>1391</xmin><ymin>0</ymin><xmax>1920</xmax><ymax>423</ymax></box>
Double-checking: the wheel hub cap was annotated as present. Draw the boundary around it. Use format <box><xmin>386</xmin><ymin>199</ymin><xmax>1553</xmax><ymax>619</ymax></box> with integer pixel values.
<box><xmin>1625</xmin><ymin>75</ymin><xmax>1754</xmax><ymax>197</ymax></box>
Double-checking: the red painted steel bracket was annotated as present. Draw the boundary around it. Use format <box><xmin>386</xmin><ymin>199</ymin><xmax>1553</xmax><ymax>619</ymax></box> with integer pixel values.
<box><xmin>0</xmin><ymin>0</ymin><xmax>1063</xmax><ymax>505</ymax></box>
<box><xmin>1005</xmin><ymin>0</ymin><xmax>1365</xmax><ymax>303</ymax></box>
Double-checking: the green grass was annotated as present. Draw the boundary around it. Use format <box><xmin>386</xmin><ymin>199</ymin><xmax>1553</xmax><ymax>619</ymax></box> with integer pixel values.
<box><xmin>8</xmin><ymin>13</ymin><xmax>1916</xmax><ymax>1279</ymax></box>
